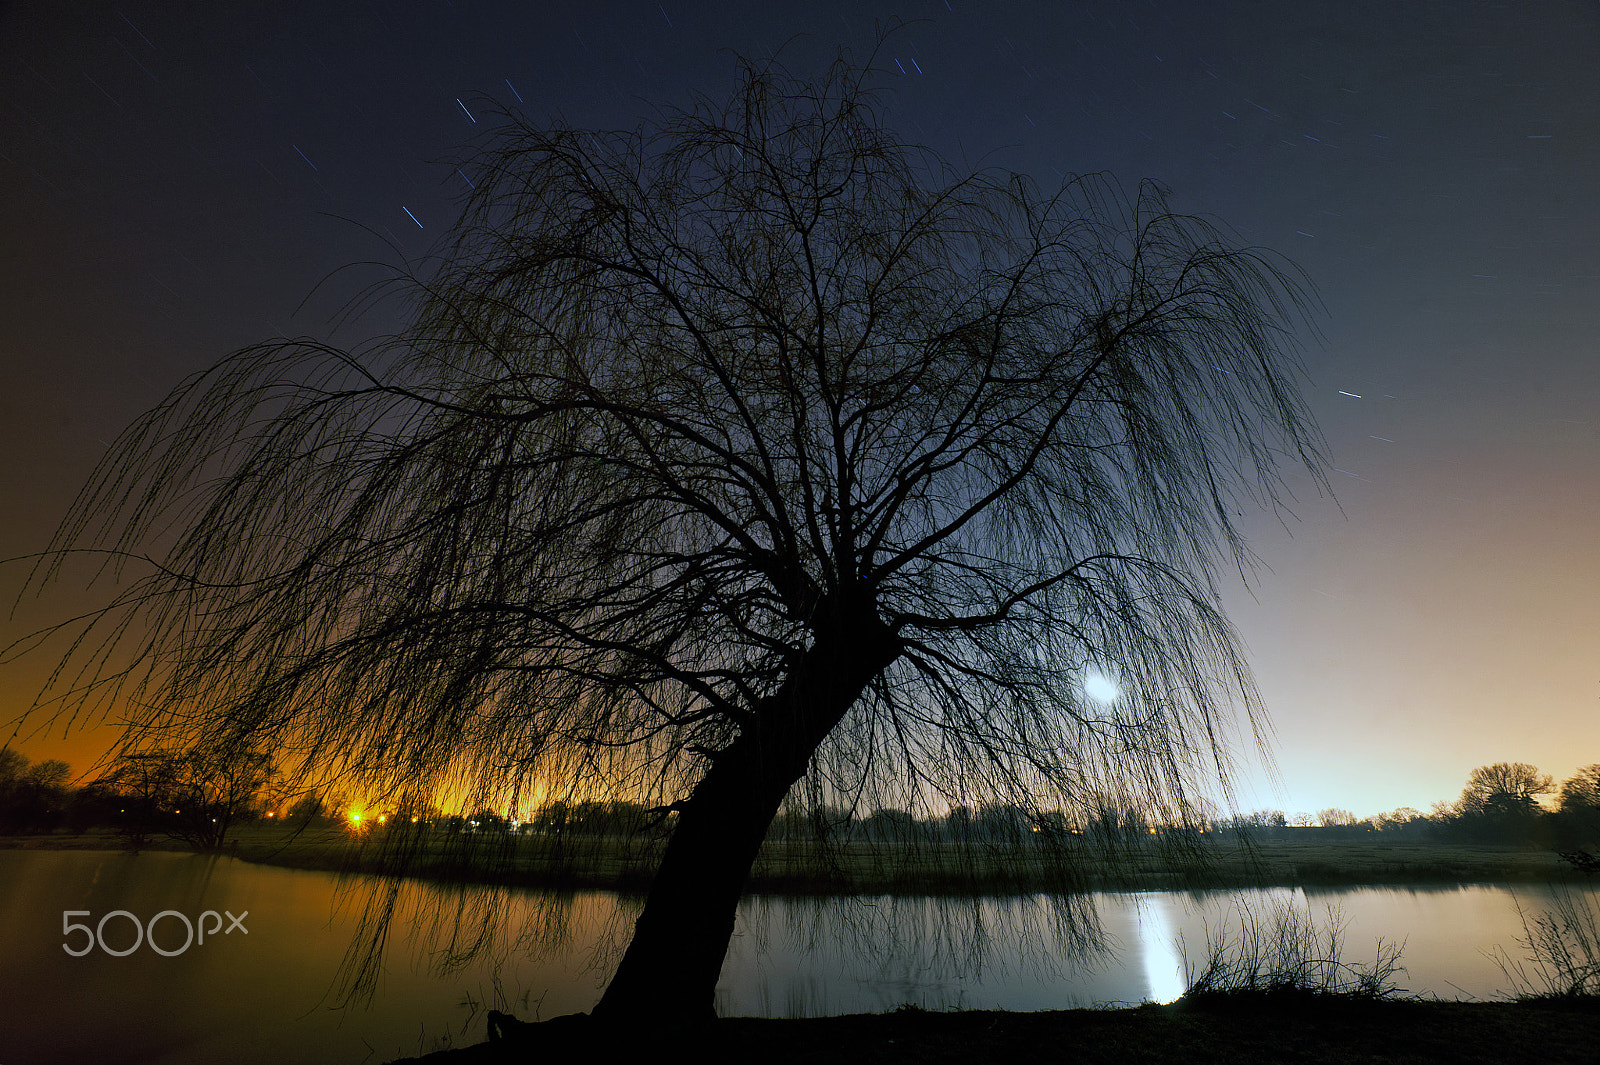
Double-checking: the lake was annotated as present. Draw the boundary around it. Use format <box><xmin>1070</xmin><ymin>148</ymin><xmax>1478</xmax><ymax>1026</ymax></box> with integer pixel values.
<box><xmin>0</xmin><ymin>849</ymin><xmax>1588</xmax><ymax>1064</ymax></box>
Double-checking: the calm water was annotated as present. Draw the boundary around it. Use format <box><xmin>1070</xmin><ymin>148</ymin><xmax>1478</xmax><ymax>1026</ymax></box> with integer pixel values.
<box><xmin>0</xmin><ymin>849</ymin><xmax>1589</xmax><ymax>1064</ymax></box>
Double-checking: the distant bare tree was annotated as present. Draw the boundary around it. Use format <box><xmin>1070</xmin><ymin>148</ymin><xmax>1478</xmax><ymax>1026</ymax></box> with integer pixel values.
<box><xmin>1458</xmin><ymin>762</ymin><xmax>1554</xmax><ymax>816</ymax></box>
<box><xmin>16</xmin><ymin>54</ymin><xmax>1326</xmax><ymax>1020</ymax></box>
<box><xmin>0</xmin><ymin>750</ymin><xmax>71</xmax><ymax>833</ymax></box>
<box><xmin>93</xmin><ymin>752</ymin><xmax>169</xmax><ymax>849</ymax></box>
<box><xmin>1446</xmin><ymin>762</ymin><xmax>1553</xmax><ymax>844</ymax></box>
<box><xmin>96</xmin><ymin>748</ymin><xmax>270</xmax><ymax>850</ymax></box>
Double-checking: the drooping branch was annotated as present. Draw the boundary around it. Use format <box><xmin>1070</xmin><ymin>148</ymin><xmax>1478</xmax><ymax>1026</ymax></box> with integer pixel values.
<box><xmin>14</xmin><ymin>54</ymin><xmax>1327</xmax><ymax>940</ymax></box>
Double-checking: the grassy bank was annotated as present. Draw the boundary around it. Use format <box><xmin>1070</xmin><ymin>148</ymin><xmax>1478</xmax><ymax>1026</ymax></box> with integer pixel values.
<box><xmin>384</xmin><ymin>999</ymin><xmax>1600</xmax><ymax>1064</ymax></box>
<box><xmin>0</xmin><ymin>827</ymin><xmax>1585</xmax><ymax>894</ymax></box>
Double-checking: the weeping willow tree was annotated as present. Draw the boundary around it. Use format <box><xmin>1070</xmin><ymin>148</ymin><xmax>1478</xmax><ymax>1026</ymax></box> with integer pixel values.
<box><xmin>18</xmin><ymin>54</ymin><xmax>1326</xmax><ymax>1021</ymax></box>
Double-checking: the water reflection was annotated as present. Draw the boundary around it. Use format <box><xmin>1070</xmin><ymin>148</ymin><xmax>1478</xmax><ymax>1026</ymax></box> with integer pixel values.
<box><xmin>2</xmin><ymin>850</ymin><xmax>1596</xmax><ymax>1064</ymax></box>
<box><xmin>721</xmin><ymin>892</ymin><xmax>1107</xmax><ymax>1016</ymax></box>
<box><xmin>1133</xmin><ymin>895</ymin><xmax>1186</xmax><ymax>1003</ymax></box>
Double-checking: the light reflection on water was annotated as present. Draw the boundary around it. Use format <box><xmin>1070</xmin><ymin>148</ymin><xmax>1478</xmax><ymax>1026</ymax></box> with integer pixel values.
<box><xmin>1133</xmin><ymin>894</ymin><xmax>1187</xmax><ymax>1004</ymax></box>
<box><xmin>1</xmin><ymin>849</ymin><xmax>1593</xmax><ymax>1064</ymax></box>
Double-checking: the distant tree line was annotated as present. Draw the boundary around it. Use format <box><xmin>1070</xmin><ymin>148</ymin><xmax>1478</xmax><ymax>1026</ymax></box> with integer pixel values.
<box><xmin>0</xmin><ymin>746</ymin><xmax>278</xmax><ymax>849</ymax></box>
<box><xmin>0</xmin><ymin>749</ymin><xmax>72</xmax><ymax>834</ymax></box>
<box><xmin>761</xmin><ymin>762</ymin><xmax>1600</xmax><ymax>850</ymax></box>
<box><xmin>1431</xmin><ymin>762</ymin><xmax>1600</xmax><ymax>850</ymax></box>
<box><xmin>7</xmin><ymin>748</ymin><xmax>1600</xmax><ymax>858</ymax></box>
<box><xmin>1190</xmin><ymin>762</ymin><xmax>1600</xmax><ymax>850</ymax></box>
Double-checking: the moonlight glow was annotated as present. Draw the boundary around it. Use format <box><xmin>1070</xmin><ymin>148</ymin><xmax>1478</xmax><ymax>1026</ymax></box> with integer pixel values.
<box><xmin>1084</xmin><ymin>673</ymin><xmax>1121</xmax><ymax>704</ymax></box>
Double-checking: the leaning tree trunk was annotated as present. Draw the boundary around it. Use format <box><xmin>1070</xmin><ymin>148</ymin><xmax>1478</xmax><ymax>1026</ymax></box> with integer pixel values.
<box><xmin>590</xmin><ymin>606</ymin><xmax>899</xmax><ymax>1023</ymax></box>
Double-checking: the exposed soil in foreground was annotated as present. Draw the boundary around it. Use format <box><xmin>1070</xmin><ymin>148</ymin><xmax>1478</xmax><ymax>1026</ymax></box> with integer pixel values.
<box><xmin>387</xmin><ymin>999</ymin><xmax>1600</xmax><ymax>1065</ymax></box>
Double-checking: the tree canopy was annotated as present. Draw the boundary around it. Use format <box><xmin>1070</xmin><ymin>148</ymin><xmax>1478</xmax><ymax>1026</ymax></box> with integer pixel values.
<box><xmin>1458</xmin><ymin>762</ymin><xmax>1555</xmax><ymax>817</ymax></box>
<box><xmin>1559</xmin><ymin>765</ymin><xmax>1600</xmax><ymax>815</ymax></box>
<box><xmin>18</xmin><ymin>54</ymin><xmax>1328</xmax><ymax>1019</ymax></box>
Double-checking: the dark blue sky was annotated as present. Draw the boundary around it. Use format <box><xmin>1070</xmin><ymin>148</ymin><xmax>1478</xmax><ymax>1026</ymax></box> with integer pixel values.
<box><xmin>4</xmin><ymin>0</ymin><xmax>1598</xmax><ymax>817</ymax></box>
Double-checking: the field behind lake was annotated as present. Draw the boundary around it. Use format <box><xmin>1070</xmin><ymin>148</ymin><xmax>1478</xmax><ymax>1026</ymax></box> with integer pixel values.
<box><xmin>5</xmin><ymin>826</ymin><xmax>1580</xmax><ymax>895</ymax></box>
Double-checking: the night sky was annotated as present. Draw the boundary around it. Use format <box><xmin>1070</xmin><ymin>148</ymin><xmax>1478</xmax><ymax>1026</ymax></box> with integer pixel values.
<box><xmin>3</xmin><ymin>0</ymin><xmax>1597</xmax><ymax>821</ymax></box>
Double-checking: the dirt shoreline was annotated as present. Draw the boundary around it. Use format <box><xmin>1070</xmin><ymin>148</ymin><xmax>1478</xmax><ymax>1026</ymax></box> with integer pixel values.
<box><xmin>385</xmin><ymin>999</ymin><xmax>1600</xmax><ymax>1064</ymax></box>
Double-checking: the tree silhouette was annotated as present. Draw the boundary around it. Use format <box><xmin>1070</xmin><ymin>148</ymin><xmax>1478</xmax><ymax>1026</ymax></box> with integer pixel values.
<box><xmin>1458</xmin><ymin>762</ymin><xmax>1554</xmax><ymax>815</ymax></box>
<box><xmin>19</xmin><ymin>56</ymin><xmax>1326</xmax><ymax>1021</ymax></box>
<box><xmin>1557</xmin><ymin>764</ymin><xmax>1600</xmax><ymax>846</ymax></box>
<box><xmin>0</xmin><ymin>749</ymin><xmax>71</xmax><ymax>833</ymax></box>
<box><xmin>1559</xmin><ymin>765</ymin><xmax>1600</xmax><ymax>816</ymax></box>
<box><xmin>94</xmin><ymin>748</ymin><xmax>271</xmax><ymax>851</ymax></box>
<box><xmin>1450</xmin><ymin>762</ymin><xmax>1553</xmax><ymax>844</ymax></box>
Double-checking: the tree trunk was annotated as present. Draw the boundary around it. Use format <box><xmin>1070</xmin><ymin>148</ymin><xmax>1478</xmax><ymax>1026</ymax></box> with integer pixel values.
<box><xmin>590</xmin><ymin>607</ymin><xmax>898</xmax><ymax>1023</ymax></box>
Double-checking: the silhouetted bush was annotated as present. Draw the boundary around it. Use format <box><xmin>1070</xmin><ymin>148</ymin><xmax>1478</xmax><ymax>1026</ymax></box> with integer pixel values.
<box><xmin>1492</xmin><ymin>887</ymin><xmax>1600</xmax><ymax>1000</ymax></box>
<box><xmin>1180</xmin><ymin>903</ymin><xmax>1408</xmax><ymax>1007</ymax></box>
<box><xmin>1558</xmin><ymin>850</ymin><xmax>1600</xmax><ymax>876</ymax></box>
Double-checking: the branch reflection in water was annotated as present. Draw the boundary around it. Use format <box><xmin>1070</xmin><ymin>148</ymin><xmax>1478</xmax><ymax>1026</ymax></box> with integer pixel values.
<box><xmin>333</xmin><ymin>872</ymin><xmax>641</xmax><ymax>1013</ymax></box>
<box><xmin>334</xmin><ymin>869</ymin><xmax>1126</xmax><ymax>1017</ymax></box>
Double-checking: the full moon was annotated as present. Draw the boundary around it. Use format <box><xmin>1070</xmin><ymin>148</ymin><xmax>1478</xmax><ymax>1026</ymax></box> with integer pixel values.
<box><xmin>1084</xmin><ymin>673</ymin><xmax>1120</xmax><ymax>703</ymax></box>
